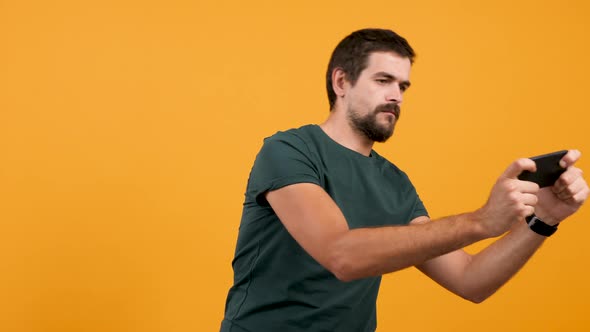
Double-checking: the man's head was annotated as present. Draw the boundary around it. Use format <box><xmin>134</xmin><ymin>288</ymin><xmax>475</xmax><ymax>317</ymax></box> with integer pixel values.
<box><xmin>326</xmin><ymin>29</ymin><xmax>415</xmax><ymax>142</ymax></box>
<box><xmin>326</xmin><ymin>28</ymin><xmax>416</xmax><ymax>110</ymax></box>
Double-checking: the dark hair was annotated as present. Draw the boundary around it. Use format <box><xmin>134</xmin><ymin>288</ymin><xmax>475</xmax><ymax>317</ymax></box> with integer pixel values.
<box><xmin>326</xmin><ymin>28</ymin><xmax>416</xmax><ymax>110</ymax></box>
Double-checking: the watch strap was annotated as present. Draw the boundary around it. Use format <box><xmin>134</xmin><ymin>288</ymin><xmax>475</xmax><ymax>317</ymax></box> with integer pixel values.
<box><xmin>525</xmin><ymin>214</ymin><xmax>558</xmax><ymax>237</ymax></box>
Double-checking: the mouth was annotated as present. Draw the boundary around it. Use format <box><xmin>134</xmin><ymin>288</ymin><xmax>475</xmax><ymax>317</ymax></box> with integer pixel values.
<box><xmin>377</xmin><ymin>103</ymin><xmax>400</xmax><ymax>120</ymax></box>
<box><xmin>384</xmin><ymin>110</ymin><xmax>398</xmax><ymax>118</ymax></box>
<box><xmin>381</xmin><ymin>109</ymin><xmax>399</xmax><ymax>120</ymax></box>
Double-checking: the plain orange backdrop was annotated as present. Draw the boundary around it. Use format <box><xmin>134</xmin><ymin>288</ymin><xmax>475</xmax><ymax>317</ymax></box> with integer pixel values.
<box><xmin>1</xmin><ymin>0</ymin><xmax>589</xmax><ymax>331</ymax></box>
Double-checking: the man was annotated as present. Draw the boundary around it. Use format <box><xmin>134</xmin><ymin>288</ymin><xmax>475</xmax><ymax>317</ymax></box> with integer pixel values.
<box><xmin>220</xmin><ymin>28</ymin><xmax>588</xmax><ymax>332</ymax></box>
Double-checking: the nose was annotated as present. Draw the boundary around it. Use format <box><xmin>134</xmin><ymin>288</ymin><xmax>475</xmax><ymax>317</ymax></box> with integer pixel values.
<box><xmin>386</xmin><ymin>84</ymin><xmax>403</xmax><ymax>104</ymax></box>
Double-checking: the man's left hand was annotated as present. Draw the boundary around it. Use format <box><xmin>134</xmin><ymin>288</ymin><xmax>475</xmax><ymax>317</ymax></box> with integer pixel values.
<box><xmin>535</xmin><ymin>149</ymin><xmax>589</xmax><ymax>226</ymax></box>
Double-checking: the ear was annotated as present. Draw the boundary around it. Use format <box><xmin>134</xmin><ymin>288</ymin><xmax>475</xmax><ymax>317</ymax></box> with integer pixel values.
<box><xmin>331</xmin><ymin>67</ymin><xmax>349</xmax><ymax>98</ymax></box>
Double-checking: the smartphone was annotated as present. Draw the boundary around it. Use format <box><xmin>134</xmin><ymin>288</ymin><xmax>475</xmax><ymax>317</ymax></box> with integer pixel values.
<box><xmin>517</xmin><ymin>150</ymin><xmax>568</xmax><ymax>187</ymax></box>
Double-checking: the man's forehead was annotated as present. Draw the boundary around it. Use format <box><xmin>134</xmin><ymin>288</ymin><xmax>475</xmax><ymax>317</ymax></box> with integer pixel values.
<box><xmin>364</xmin><ymin>51</ymin><xmax>411</xmax><ymax>75</ymax></box>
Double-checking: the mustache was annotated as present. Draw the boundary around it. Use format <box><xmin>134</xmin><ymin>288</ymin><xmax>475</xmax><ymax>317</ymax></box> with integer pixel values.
<box><xmin>375</xmin><ymin>103</ymin><xmax>400</xmax><ymax>119</ymax></box>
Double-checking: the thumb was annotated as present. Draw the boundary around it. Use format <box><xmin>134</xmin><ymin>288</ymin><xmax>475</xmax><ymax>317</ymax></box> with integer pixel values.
<box><xmin>502</xmin><ymin>158</ymin><xmax>537</xmax><ymax>179</ymax></box>
<box><xmin>559</xmin><ymin>149</ymin><xmax>581</xmax><ymax>168</ymax></box>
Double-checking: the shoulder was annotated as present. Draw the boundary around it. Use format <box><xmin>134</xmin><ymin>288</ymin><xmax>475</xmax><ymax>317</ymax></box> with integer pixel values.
<box><xmin>263</xmin><ymin>124</ymin><xmax>316</xmax><ymax>144</ymax></box>
<box><xmin>248</xmin><ymin>125</ymin><xmax>323</xmax><ymax>205</ymax></box>
<box><xmin>259</xmin><ymin>125</ymin><xmax>319</xmax><ymax>155</ymax></box>
<box><xmin>252</xmin><ymin>124</ymin><xmax>321</xmax><ymax>163</ymax></box>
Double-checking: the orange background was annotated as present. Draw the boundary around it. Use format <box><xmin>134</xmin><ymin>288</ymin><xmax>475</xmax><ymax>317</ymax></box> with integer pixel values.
<box><xmin>1</xmin><ymin>0</ymin><xmax>589</xmax><ymax>331</ymax></box>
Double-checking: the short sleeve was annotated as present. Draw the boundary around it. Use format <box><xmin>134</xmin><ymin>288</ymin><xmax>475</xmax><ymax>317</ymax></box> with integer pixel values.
<box><xmin>409</xmin><ymin>191</ymin><xmax>429</xmax><ymax>220</ymax></box>
<box><xmin>247</xmin><ymin>132</ymin><xmax>321</xmax><ymax>206</ymax></box>
<box><xmin>392</xmin><ymin>164</ymin><xmax>429</xmax><ymax>222</ymax></box>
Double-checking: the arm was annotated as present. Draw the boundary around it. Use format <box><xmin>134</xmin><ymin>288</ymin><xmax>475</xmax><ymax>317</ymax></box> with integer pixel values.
<box><xmin>266</xmin><ymin>158</ymin><xmax>539</xmax><ymax>282</ymax></box>
<box><xmin>417</xmin><ymin>150</ymin><xmax>589</xmax><ymax>303</ymax></box>
<box><xmin>416</xmin><ymin>220</ymin><xmax>545</xmax><ymax>303</ymax></box>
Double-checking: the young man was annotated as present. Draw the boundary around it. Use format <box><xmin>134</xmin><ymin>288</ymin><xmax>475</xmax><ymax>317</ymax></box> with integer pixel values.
<box><xmin>220</xmin><ymin>28</ymin><xmax>588</xmax><ymax>332</ymax></box>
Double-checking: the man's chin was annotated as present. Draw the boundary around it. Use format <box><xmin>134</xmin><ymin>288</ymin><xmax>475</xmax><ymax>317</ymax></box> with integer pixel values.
<box><xmin>373</xmin><ymin>126</ymin><xmax>395</xmax><ymax>143</ymax></box>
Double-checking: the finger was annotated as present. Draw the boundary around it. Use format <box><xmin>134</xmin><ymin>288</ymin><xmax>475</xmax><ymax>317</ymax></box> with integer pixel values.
<box><xmin>519</xmin><ymin>180</ymin><xmax>540</xmax><ymax>194</ymax></box>
<box><xmin>503</xmin><ymin>158</ymin><xmax>537</xmax><ymax>179</ymax></box>
<box><xmin>555</xmin><ymin>177</ymin><xmax>586</xmax><ymax>200</ymax></box>
<box><xmin>559</xmin><ymin>149</ymin><xmax>581</xmax><ymax>168</ymax></box>
<box><xmin>552</xmin><ymin>167</ymin><xmax>584</xmax><ymax>194</ymax></box>
<box><xmin>524</xmin><ymin>204</ymin><xmax>536</xmax><ymax>217</ymax></box>
<box><xmin>521</xmin><ymin>192</ymin><xmax>539</xmax><ymax>207</ymax></box>
<box><xmin>555</xmin><ymin>175</ymin><xmax>588</xmax><ymax>200</ymax></box>
<box><xmin>566</xmin><ymin>186</ymin><xmax>590</xmax><ymax>206</ymax></box>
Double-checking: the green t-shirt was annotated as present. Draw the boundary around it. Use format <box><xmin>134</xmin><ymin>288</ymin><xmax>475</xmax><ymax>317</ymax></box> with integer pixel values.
<box><xmin>221</xmin><ymin>125</ymin><xmax>428</xmax><ymax>332</ymax></box>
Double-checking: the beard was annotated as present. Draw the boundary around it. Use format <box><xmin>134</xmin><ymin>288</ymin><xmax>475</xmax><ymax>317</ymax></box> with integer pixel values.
<box><xmin>347</xmin><ymin>103</ymin><xmax>400</xmax><ymax>143</ymax></box>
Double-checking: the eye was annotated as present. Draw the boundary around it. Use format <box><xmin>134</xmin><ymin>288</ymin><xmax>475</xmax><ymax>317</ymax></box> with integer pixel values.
<box><xmin>376</xmin><ymin>79</ymin><xmax>389</xmax><ymax>84</ymax></box>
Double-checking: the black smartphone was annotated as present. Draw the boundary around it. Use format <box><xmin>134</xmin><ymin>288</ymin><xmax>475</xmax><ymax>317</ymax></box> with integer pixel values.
<box><xmin>517</xmin><ymin>150</ymin><xmax>568</xmax><ymax>187</ymax></box>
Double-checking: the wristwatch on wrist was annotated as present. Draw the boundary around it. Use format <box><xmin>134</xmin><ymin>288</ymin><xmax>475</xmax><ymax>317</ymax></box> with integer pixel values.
<box><xmin>525</xmin><ymin>214</ymin><xmax>559</xmax><ymax>237</ymax></box>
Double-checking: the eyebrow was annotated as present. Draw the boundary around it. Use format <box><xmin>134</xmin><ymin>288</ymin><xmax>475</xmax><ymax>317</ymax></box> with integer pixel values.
<box><xmin>374</xmin><ymin>72</ymin><xmax>411</xmax><ymax>89</ymax></box>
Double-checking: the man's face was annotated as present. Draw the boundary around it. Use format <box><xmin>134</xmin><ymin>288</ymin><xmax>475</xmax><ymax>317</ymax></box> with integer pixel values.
<box><xmin>344</xmin><ymin>51</ymin><xmax>412</xmax><ymax>142</ymax></box>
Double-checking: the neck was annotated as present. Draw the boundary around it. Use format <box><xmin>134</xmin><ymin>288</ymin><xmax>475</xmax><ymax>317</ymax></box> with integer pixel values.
<box><xmin>319</xmin><ymin>108</ymin><xmax>374</xmax><ymax>157</ymax></box>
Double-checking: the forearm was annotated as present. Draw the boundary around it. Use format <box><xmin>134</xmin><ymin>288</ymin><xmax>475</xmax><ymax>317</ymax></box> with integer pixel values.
<box><xmin>329</xmin><ymin>212</ymin><xmax>488</xmax><ymax>281</ymax></box>
<box><xmin>459</xmin><ymin>220</ymin><xmax>546</xmax><ymax>302</ymax></box>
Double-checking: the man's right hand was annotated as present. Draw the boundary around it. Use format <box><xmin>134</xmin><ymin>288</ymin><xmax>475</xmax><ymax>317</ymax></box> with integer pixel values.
<box><xmin>475</xmin><ymin>158</ymin><xmax>540</xmax><ymax>237</ymax></box>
